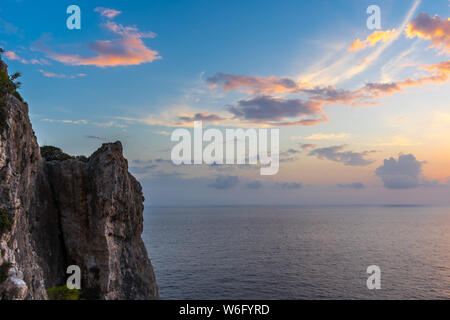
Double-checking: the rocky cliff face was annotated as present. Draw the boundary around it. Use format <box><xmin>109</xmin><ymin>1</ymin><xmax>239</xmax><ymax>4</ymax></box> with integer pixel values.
<box><xmin>0</xmin><ymin>61</ymin><xmax>158</xmax><ymax>300</ymax></box>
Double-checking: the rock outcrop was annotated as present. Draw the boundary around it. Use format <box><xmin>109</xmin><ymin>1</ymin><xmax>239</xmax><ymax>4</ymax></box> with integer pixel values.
<box><xmin>0</xmin><ymin>59</ymin><xmax>158</xmax><ymax>299</ymax></box>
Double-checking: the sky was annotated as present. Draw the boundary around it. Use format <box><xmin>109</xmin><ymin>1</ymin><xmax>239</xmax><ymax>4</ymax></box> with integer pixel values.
<box><xmin>1</xmin><ymin>0</ymin><xmax>449</xmax><ymax>206</ymax></box>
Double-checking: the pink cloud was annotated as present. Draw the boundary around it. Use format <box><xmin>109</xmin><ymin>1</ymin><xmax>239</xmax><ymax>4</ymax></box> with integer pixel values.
<box><xmin>44</xmin><ymin>20</ymin><xmax>160</xmax><ymax>67</ymax></box>
<box><xmin>94</xmin><ymin>7</ymin><xmax>122</xmax><ymax>19</ymax></box>
<box><xmin>206</xmin><ymin>73</ymin><xmax>305</xmax><ymax>94</ymax></box>
<box><xmin>4</xmin><ymin>51</ymin><xmax>28</xmax><ymax>64</ymax></box>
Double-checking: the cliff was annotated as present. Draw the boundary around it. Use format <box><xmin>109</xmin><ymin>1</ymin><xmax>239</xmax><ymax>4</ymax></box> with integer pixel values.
<box><xmin>0</xmin><ymin>60</ymin><xmax>158</xmax><ymax>300</ymax></box>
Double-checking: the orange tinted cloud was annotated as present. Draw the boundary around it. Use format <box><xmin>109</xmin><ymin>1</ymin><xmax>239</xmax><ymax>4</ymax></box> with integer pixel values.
<box><xmin>349</xmin><ymin>29</ymin><xmax>397</xmax><ymax>51</ymax></box>
<box><xmin>47</xmin><ymin>20</ymin><xmax>160</xmax><ymax>67</ymax></box>
<box><xmin>406</xmin><ymin>13</ymin><xmax>450</xmax><ymax>54</ymax></box>
<box><xmin>362</xmin><ymin>59</ymin><xmax>449</xmax><ymax>97</ymax></box>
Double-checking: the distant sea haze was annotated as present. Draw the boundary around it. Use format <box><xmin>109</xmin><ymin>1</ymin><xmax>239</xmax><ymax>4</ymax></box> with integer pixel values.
<box><xmin>143</xmin><ymin>206</ymin><xmax>450</xmax><ymax>299</ymax></box>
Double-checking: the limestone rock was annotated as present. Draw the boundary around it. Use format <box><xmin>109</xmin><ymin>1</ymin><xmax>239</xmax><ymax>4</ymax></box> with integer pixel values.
<box><xmin>0</xmin><ymin>59</ymin><xmax>158</xmax><ymax>300</ymax></box>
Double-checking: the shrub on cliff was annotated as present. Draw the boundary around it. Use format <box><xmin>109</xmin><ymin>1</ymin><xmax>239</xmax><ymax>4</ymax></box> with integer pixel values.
<box><xmin>0</xmin><ymin>54</ymin><xmax>23</xmax><ymax>130</ymax></box>
<box><xmin>40</xmin><ymin>146</ymin><xmax>73</xmax><ymax>161</ymax></box>
<box><xmin>0</xmin><ymin>209</ymin><xmax>13</xmax><ymax>236</ymax></box>
<box><xmin>47</xmin><ymin>286</ymin><xmax>81</xmax><ymax>300</ymax></box>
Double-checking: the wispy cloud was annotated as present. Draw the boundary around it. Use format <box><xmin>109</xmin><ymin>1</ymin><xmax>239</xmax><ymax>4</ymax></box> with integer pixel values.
<box><xmin>94</xmin><ymin>7</ymin><xmax>122</xmax><ymax>19</ymax></box>
<box><xmin>41</xmin><ymin>118</ymin><xmax>87</xmax><ymax>125</ymax></box>
<box><xmin>291</xmin><ymin>133</ymin><xmax>350</xmax><ymax>140</ymax></box>
<box><xmin>297</xmin><ymin>0</ymin><xmax>421</xmax><ymax>85</ymax></box>
<box><xmin>349</xmin><ymin>29</ymin><xmax>398</xmax><ymax>51</ymax></box>
<box><xmin>38</xmin><ymin>69</ymin><xmax>86</xmax><ymax>79</ymax></box>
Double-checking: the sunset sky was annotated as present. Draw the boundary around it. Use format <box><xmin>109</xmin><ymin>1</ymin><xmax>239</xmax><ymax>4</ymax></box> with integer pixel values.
<box><xmin>1</xmin><ymin>0</ymin><xmax>449</xmax><ymax>206</ymax></box>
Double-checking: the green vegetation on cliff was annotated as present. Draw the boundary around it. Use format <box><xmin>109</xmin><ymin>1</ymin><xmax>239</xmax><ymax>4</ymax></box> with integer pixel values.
<box><xmin>0</xmin><ymin>49</ymin><xmax>23</xmax><ymax>131</ymax></box>
<box><xmin>0</xmin><ymin>209</ymin><xmax>13</xmax><ymax>236</ymax></box>
<box><xmin>40</xmin><ymin>146</ymin><xmax>73</xmax><ymax>161</ymax></box>
<box><xmin>46</xmin><ymin>286</ymin><xmax>81</xmax><ymax>300</ymax></box>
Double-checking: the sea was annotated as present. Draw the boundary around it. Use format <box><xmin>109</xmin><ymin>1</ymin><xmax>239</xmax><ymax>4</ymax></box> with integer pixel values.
<box><xmin>142</xmin><ymin>205</ymin><xmax>450</xmax><ymax>299</ymax></box>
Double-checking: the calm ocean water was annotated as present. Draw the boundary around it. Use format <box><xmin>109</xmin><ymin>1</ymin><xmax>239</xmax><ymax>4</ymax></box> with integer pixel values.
<box><xmin>142</xmin><ymin>206</ymin><xmax>450</xmax><ymax>299</ymax></box>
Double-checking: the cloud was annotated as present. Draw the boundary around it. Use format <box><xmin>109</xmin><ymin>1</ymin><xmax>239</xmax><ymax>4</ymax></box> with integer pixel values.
<box><xmin>178</xmin><ymin>113</ymin><xmax>226</xmax><ymax>122</ymax></box>
<box><xmin>337</xmin><ymin>182</ymin><xmax>366</xmax><ymax>189</ymax></box>
<box><xmin>207</xmin><ymin>176</ymin><xmax>240</xmax><ymax>189</ymax></box>
<box><xmin>375</xmin><ymin>154</ymin><xmax>424</xmax><ymax>189</ymax></box>
<box><xmin>299</xmin><ymin>143</ymin><xmax>317</xmax><ymax>150</ymax></box>
<box><xmin>300</xmin><ymin>86</ymin><xmax>363</xmax><ymax>105</ymax></box>
<box><xmin>4</xmin><ymin>50</ymin><xmax>51</xmax><ymax>65</ymax></box>
<box><xmin>297</xmin><ymin>0</ymin><xmax>420</xmax><ymax>85</ymax></box>
<box><xmin>281</xmin><ymin>148</ymin><xmax>301</xmax><ymax>156</ymax></box>
<box><xmin>229</xmin><ymin>95</ymin><xmax>326</xmax><ymax>126</ymax></box>
<box><xmin>85</xmin><ymin>135</ymin><xmax>107</xmax><ymax>140</ymax></box>
<box><xmin>94</xmin><ymin>7</ymin><xmax>122</xmax><ymax>19</ymax></box>
<box><xmin>278</xmin><ymin>182</ymin><xmax>303</xmax><ymax>190</ymax></box>
<box><xmin>41</xmin><ymin>118</ymin><xmax>87</xmax><ymax>124</ymax></box>
<box><xmin>245</xmin><ymin>181</ymin><xmax>263</xmax><ymax>190</ymax></box>
<box><xmin>154</xmin><ymin>131</ymin><xmax>171</xmax><ymax>136</ymax></box>
<box><xmin>206</xmin><ymin>73</ymin><xmax>304</xmax><ymax>94</ymax></box>
<box><xmin>129</xmin><ymin>165</ymin><xmax>158</xmax><ymax>174</ymax></box>
<box><xmin>43</xmin><ymin>19</ymin><xmax>160</xmax><ymax>67</ymax></box>
<box><xmin>309</xmin><ymin>145</ymin><xmax>376</xmax><ymax>166</ymax></box>
<box><xmin>406</xmin><ymin>13</ymin><xmax>450</xmax><ymax>54</ymax></box>
<box><xmin>3</xmin><ymin>51</ymin><xmax>28</xmax><ymax>64</ymax></box>
<box><xmin>0</xmin><ymin>18</ymin><xmax>19</xmax><ymax>35</ymax></box>
<box><xmin>38</xmin><ymin>69</ymin><xmax>86</xmax><ymax>79</ymax></box>
<box><xmin>361</xmin><ymin>59</ymin><xmax>450</xmax><ymax>97</ymax></box>
<box><xmin>38</xmin><ymin>69</ymin><xmax>66</xmax><ymax>78</ymax></box>
<box><xmin>349</xmin><ymin>29</ymin><xmax>398</xmax><ymax>51</ymax></box>
<box><xmin>292</xmin><ymin>133</ymin><xmax>350</xmax><ymax>140</ymax></box>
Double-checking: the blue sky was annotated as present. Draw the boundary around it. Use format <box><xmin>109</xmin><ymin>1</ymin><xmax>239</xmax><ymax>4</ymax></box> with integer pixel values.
<box><xmin>1</xmin><ymin>0</ymin><xmax>449</xmax><ymax>206</ymax></box>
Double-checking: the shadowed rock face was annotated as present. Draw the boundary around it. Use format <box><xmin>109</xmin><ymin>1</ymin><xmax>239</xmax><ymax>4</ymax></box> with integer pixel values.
<box><xmin>45</xmin><ymin>142</ymin><xmax>158</xmax><ymax>299</ymax></box>
<box><xmin>0</xmin><ymin>60</ymin><xmax>158</xmax><ymax>300</ymax></box>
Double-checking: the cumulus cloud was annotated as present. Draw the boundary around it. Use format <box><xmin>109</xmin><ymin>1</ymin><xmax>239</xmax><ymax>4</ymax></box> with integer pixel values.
<box><xmin>337</xmin><ymin>182</ymin><xmax>366</xmax><ymax>189</ymax></box>
<box><xmin>406</xmin><ymin>13</ymin><xmax>450</xmax><ymax>54</ymax></box>
<box><xmin>349</xmin><ymin>29</ymin><xmax>398</xmax><ymax>51</ymax></box>
<box><xmin>375</xmin><ymin>154</ymin><xmax>424</xmax><ymax>189</ymax></box>
<box><xmin>207</xmin><ymin>176</ymin><xmax>240</xmax><ymax>189</ymax></box>
<box><xmin>206</xmin><ymin>73</ymin><xmax>303</xmax><ymax>94</ymax></box>
<box><xmin>309</xmin><ymin>145</ymin><xmax>376</xmax><ymax>166</ymax></box>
